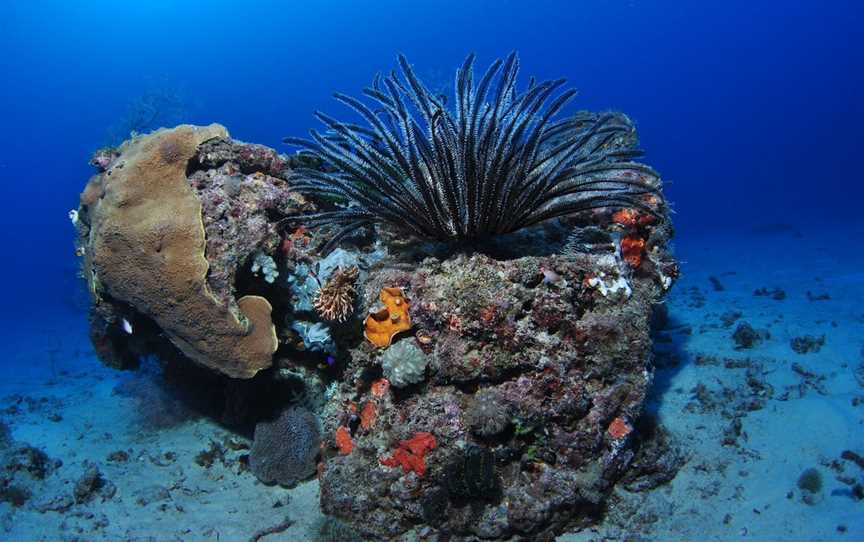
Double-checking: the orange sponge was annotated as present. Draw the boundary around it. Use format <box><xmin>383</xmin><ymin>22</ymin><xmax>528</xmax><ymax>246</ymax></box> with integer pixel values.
<box><xmin>364</xmin><ymin>287</ymin><xmax>411</xmax><ymax>347</ymax></box>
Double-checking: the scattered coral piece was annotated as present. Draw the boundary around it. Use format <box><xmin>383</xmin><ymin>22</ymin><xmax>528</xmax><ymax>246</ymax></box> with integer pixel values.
<box><xmin>732</xmin><ymin>322</ymin><xmax>769</xmax><ymax>349</ymax></box>
<box><xmin>380</xmin><ymin>432</ymin><xmax>437</xmax><ymax>476</ymax></box>
<box><xmin>754</xmin><ymin>286</ymin><xmax>786</xmax><ymax>300</ymax></box>
<box><xmin>709</xmin><ymin>276</ymin><xmax>725</xmax><ymax>291</ymax></box>
<box><xmin>73</xmin><ymin>464</ymin><xmax>115</xmax><ymax>504</ymax></box>
<box><xmin>797</xmin><ymin>467</ymin><xmax>824</xmax><ymax>505</ymax></box>
<box><xmin>364</xmin><ymin>287</ymin><xmax>411</xmax><ymax>347</ymax></box>
<box><xmin>791</xmin><ymin>334</ymin><xmax>825</xmax><ymax>354</ymax></box>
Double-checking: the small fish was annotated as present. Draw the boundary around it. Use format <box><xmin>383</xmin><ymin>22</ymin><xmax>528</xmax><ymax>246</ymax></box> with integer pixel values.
<box><xmin>121</xmin><ymin>318</ymin><xmax>133</xmax><ymax>334</ymax></box>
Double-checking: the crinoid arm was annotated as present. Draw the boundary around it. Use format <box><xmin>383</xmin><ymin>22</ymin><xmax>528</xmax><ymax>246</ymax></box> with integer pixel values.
<box><xmin>285</xmin><ymin>53</ymin><xmax>664</xmax><ymax>251</ymax></box>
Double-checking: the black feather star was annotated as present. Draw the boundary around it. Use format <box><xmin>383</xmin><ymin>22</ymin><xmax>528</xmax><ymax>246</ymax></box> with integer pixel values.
<box><xmin>284</xmin><ymin>52</ymin><xmax>663</xmax><ymax>250</ymax></box>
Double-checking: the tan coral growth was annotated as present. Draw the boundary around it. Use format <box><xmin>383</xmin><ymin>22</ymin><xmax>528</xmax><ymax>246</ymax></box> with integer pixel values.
<box><xmin>79</xmin><ymin>124</ymin><xmax>278</xmax><ymax>379</ymax></box>
<box><xmin>364</xmin><ymin>287</ymin><xmax>411</xmax><ymax>347</ymax></box>
<box><xmin>313</xmin><ymin>266</ymin><xmax>359</xmax><ymax>322</ymax></box>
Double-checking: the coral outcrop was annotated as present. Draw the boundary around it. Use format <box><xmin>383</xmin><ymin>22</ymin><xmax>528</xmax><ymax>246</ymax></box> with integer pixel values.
<box><xmin>74</xmin><ymin>120</ymin><xmax>680</xmax><ymax>540</ymax></box>
<box><xmin>316</xmin><ymin>206</ymin><xmax>679</xmax><ymax>540</ymax></box>
<box><xmin>75</xmin><ymin>126</ymin><xmax>312</xmax><ymax>378</ymax></box>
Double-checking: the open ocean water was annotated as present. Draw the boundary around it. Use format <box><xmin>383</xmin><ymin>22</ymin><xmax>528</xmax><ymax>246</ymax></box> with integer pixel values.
<box><xmin>0</xmin><ymin>1</ymin><xmax>862</xmax><ymax>541</ymax></box>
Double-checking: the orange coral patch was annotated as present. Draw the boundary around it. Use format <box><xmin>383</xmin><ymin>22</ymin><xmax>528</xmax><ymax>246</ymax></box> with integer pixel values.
<box><xmin>335</xmin><ymin>426</ymin><xmax>354</xmax><ymax>455</ymax></box>
<box><xmin>607</xmin><ymin>417</ymin><xmax>632</xmax><ymax>439</ymax></box>
<box><xmin>612</xmin><ymin>208</ymin><xmax>639</xmax><ymax>226</ymax></box>
<box><xmin>620</xmin><ymin>235</ymin><xmax>646</xmax><ymax>268</ymax></box>
<box><xmin>402</xmin><ymin>432</ymin><xmax>436</xmax><ymax>456</ymax></box>
<box><xmin>613</xmin><ymin>207</ymin><xmax>655</xmax><ymax>227</ymax></box>
<box><xmin>371</xmin><ymin>378</ymin><xmax>390</xmax><ymax>398</ymax></box>
<box><xmin>360</xmin><ymin>401</ymin><xmax>378</xmax><ymax>431</ymax></box>
<box><xmin>364</xmin><ymin>287</ymin><xmax>411</xmax><ymax>347</ymax></box>
<box><xmin>379</xmin><ymin>431</ymin><xmax>437</xmax><ymax>476</ymax></box>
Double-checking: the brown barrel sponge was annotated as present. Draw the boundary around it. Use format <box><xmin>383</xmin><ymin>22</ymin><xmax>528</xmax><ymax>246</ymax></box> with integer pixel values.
<box><xmin>80</xmin><ymin>124</ymin><xmax>277</xmax><ymax>378</ymax></box>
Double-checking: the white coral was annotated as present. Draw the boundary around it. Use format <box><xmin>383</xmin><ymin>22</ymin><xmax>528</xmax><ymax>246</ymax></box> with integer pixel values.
<box><xmin>251</xmin><ymin>251</ymin><xmax>279</xmax><ymax>283</ymax></box>
<box><xmin>380</xmin><ymin>340</ymin><xmax>428</xmax><ymax>388</ymax></box>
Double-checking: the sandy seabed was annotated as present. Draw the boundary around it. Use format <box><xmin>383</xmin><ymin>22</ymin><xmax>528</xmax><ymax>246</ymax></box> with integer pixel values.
<box><xmin>1</xmin><ymin>225</ymin><xmax>862</xmax><ymax>542</ymax></box>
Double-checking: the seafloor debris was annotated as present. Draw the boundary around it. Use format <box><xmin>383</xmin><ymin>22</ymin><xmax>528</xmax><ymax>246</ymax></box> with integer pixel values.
<box><xmin>732</xmin><ymin>322</ymin><xmax>769</xmax><ymax>349</ymax></box>
<box><xmin>73</xmin><ymin>111</ymin><xmax>677</xmax><ymax>539</ymax></box>
<box><xmin>790</xmin><ymin>334</ymin><xmax>826</xmax><ymax>354</ymax></box>
<box><xmin>0</xmin><ymin>421</ymin><xmax>63</xmax><ymax>509</ymax></box>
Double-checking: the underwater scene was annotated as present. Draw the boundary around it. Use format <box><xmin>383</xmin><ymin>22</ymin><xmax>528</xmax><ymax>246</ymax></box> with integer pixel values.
<box><xmin>1</xmin><ymin>1</ymin><xmax>862</xmax><ymax>540</ymax></box>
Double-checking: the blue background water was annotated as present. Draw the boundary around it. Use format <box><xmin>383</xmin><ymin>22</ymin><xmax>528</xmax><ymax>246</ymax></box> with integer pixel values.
<box><xmin>1</xmin><ymin>0</ymin><xmax>861</xmax><ymax>321</ymax></box>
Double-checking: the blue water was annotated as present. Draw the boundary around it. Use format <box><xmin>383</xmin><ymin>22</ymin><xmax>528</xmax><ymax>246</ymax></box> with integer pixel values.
<box><xmin>1</xmin><ymin>0</ymin><xmax>861</xmax><ymax>319</ymax></box>
<box><xmin>1</xmin><ymin>1</ymin><xmax>862</xmax><ymax>538</ymax></box>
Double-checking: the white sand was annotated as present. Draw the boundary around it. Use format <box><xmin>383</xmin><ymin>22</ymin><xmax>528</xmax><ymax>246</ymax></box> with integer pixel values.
<box><xmin>1</xmin><ymin>226</ymin><xmax>862</xmax><ymax>541</ymax></box>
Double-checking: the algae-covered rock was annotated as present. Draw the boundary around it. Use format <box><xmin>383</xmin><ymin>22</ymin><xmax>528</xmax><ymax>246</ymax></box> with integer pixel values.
<box><xmin>318</xmin><ymin>210</ymin><xmax>680</xmax><ymax>540</ymax></box>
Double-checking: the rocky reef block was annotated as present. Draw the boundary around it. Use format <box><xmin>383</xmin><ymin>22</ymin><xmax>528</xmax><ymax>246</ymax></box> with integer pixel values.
<box><xmin>318</xmin><ymin>220</ymin><xmax>680</xmax><ymax>540</ymax></box>
<box><xmin>78</xmin><ymin>125</ymin><xmax>278</xmax><ymax>378</ymax></box>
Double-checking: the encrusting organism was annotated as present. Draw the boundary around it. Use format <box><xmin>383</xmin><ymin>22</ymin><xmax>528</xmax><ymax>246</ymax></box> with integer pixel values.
<box><xmin>313</xmin><ymin>265</ymin><xmax>359</xmax><ymax>322</ymax></box>
<box><xmin>379</xmin><ymin>431</ymin><xmax>437</xmax><ymax>476</ymax></box>
<box><xmin>464</xmin><ymin>388</ymin><xmax>510</xmax><ymax>437</ymax></box>
<box><xmin>285</xmin><ymin>52</ymin><xmax>663</xmax><ymax>251</ymax></box>
<box><xmin>364</xmin><ymin>287</ymin><xmax>411</xmax><ymax>347</ymax></box>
